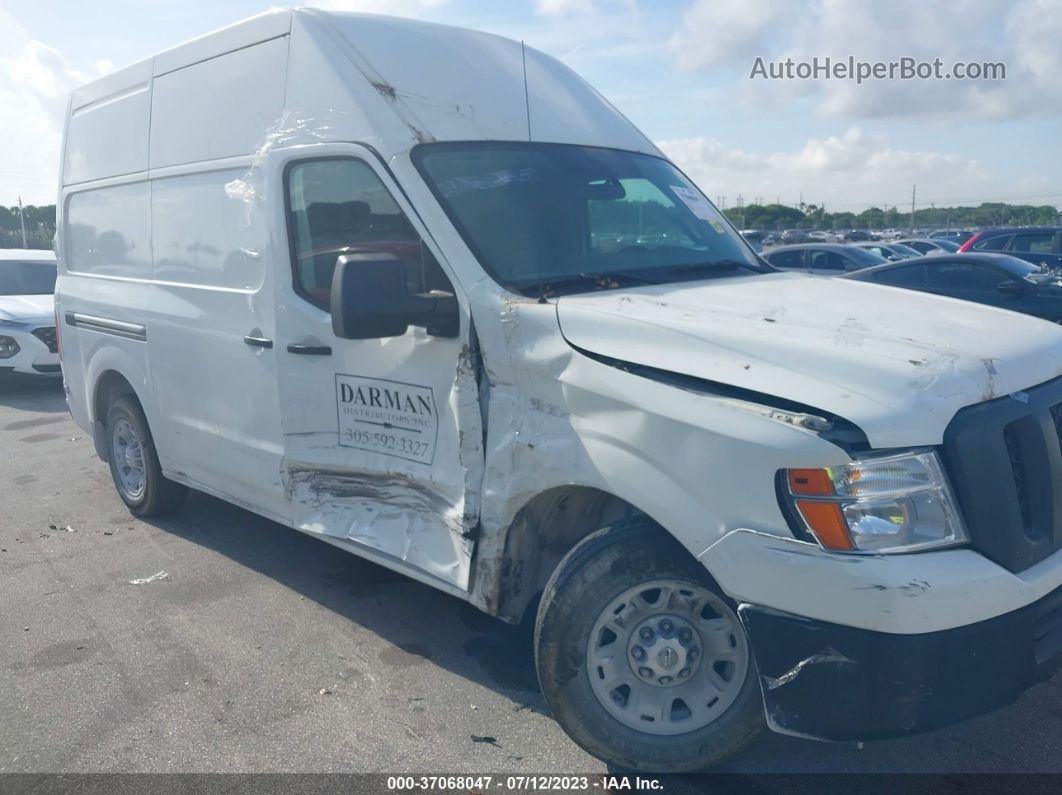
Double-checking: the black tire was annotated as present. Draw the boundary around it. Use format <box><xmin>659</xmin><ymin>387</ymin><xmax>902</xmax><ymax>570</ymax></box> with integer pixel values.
<box><xmin>105</xmin><ymin>394</ymin><xmax>187</xmax><ymax>517</ymax></box>
<box><xmin>535</xmin><ymin>521</ymin><xmax>764</xmax><ymax>773</ymax></box>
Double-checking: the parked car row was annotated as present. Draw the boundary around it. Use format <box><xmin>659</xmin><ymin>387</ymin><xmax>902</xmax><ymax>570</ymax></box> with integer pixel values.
<box><xmin>748</xmin><ymin>227</ymin><xmax>1062</xmax><ymax>262</ymax></box>
<box><xmin>759</xmin><ymin>240</ymin><xmax>1061</xmax><ymax>323</ymax></box>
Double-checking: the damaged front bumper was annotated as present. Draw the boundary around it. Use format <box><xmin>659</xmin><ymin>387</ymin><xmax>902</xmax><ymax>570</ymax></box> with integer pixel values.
<box><xmin>739</xmin><ymin>585</ymin><xmax>1062</xmax><ymax>741</ymax></box>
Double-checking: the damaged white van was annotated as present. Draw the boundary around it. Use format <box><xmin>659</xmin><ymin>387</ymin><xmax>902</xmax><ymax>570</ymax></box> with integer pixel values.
<box><xmin>56</xmin><ymin>8</ymin><xmax>1062</xmax><ymax>772</ymax></box>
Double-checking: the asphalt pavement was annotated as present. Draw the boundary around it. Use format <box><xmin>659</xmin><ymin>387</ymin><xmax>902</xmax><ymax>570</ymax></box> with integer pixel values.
<box><xmin>1</xmin><ymin>377</ymin><xmax>1060</xmax><ymax>778</ymax></box>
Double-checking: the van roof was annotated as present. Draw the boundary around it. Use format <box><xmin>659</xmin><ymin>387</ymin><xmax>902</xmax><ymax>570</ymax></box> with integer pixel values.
<box><xmin>64</xmin><ymin>8</ymin><xmax>659</xmax><ymax>186</ymax></box>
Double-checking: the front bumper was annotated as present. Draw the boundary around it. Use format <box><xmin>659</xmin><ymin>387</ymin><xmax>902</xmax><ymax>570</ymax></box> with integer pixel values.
<box><xmin>740</xmin><ymin>584</ymin><xmax>1062</xmax><ymax>741</ymax></box>
<box><xmin>0</xmin><ymin>324</ymin><xmax>60</xmax><ymax>377</ymax></box>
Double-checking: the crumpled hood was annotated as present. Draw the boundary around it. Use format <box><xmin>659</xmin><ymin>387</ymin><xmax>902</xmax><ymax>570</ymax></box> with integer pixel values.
<box><xmin>0</xmin><ymin>294</ymin><xmax>54</xmax><ymax>324</ymax></box>
<box><xmin>557</xmin><ymin>272</ymin><xmax>1062</xmax><ymax>449</ymax></box>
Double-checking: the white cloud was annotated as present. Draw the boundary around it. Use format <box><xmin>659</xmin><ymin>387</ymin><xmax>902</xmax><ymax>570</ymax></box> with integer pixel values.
<box><xmin>658</xmin><ymin>128</ymin><xmax>989</xmax><ymax>210</ymax></box>
<box><xmin>318</xmin><ymin>0</ymin><xmax>450</xmax><ymax>18</ymax></box>
<box><xmin>534</xmin><ymin>0</ymin><xmax>599</xmax><ymax>14</ymax></box>
<box><xmin>669</xmin><ymin>0</ymin><xmax>787</xmax><ymax>72</ymax></box>
<box><xmin>0</xmin><ymin>11</ymin><xmax>96</xmax><ymax>205</ymax></box>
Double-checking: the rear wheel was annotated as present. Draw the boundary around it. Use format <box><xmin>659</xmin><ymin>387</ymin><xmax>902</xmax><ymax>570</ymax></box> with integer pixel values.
<box><xmin>106</xmin><ymin>395</ymin><xmax>186</xmax><ymax>517</ymax></box>
<box><xmin>535</xmin><ymin>521</ymin><xmax>763</xmax><ymax>773</ymax></box>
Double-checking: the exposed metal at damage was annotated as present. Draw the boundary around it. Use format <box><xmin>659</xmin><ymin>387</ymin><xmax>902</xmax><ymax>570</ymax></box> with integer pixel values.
<box><xmin>763</xmin><ymin>646</ymin><xmax>854</xmax><ymax>690</ymax></box>
<box><xmin>284</xmin><ymin>464</ymin><xmax>471</xmax><ymax>587</ymax></box>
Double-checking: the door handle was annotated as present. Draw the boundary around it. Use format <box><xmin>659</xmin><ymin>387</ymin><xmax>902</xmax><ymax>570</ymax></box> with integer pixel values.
<box><xmin>243</xmin><ymin>335</ymin><xmax>273</xmax><ymax>349</ymax></box>
<box><xmin>287</xmin><ymin>343</ymin><xmax>332</xmax><ymax>356</ymax></box>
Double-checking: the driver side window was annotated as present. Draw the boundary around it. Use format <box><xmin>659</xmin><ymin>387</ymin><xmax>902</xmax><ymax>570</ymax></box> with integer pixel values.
<box><xmin>286</xmin><ymin>158</ymin><xmax>451</xmax><ymax>310</ymax></box>
<box><xmin>927</xmin><ymin>262</ymin><xmax>1003</xmax><ymax>290</ymax></box>
<box><xmin>809</xmin><ymin>250</ymin><xmax>846</xmax><ymax>271</ymax></box>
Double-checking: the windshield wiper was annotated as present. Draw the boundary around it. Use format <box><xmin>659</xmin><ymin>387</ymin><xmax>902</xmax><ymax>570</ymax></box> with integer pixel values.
<box><xmin>534</xmin><ymin>271</ymin><xmax>662</xmax><ymax>301</ymax></box>
<box><xmin>664</xmin><ymin>259</ymin><xmax>765</xmax><ymax>274</ymax></box>
<box><xmin>529</xmin><ymin>261</ymin><xmax>763</xmax><ymax>300</ymax></box>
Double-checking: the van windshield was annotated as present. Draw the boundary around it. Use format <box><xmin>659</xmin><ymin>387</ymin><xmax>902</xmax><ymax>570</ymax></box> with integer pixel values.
<box><xmin>413</xmin><ymin>143</ymin><xmax>767</xmax><ymax>296</ymax></box>
<box><xmin>0</xmin><ymin>261</ymin><xmax>57</xmax><ymax>296</ymax></box>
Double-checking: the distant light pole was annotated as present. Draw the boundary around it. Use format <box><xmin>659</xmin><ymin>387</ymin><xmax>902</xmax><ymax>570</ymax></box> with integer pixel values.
<box><xmin>17</xmin><ymin>196</ymin><xmax>28</xmax><ymax>248</ymax></box>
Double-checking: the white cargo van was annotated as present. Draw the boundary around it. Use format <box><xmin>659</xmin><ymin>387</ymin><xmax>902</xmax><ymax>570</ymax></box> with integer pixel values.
<box><xmin>56</xmin><ymin>8</ymin><xmax>1062</xmax><ymax>772</ymax></box>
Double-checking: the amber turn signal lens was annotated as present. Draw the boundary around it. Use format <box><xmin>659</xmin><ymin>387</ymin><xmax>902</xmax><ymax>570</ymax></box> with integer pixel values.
<box><xmin>795</xmin><ymin>500</ymin><xmax>854</xmax><ymax>551</ymax></box>
<box><xmin>787</xmin><ymin>468</ymin><xmax>835</xmax><ymax>496</ymax></box>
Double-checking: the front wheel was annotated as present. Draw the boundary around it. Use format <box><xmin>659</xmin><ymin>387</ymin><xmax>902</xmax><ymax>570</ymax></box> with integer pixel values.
<box><xmin>535</xmin><ymin>521</ymin><xmax>763</xmax><ymax>773</ymax></box>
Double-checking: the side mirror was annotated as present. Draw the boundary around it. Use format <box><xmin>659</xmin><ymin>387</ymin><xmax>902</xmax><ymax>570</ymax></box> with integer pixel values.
<box><xmin>997</xmin><ymin>280</ymin><xmax>1028</xmax><ymax>297</ymax></box>
<box><xmin>330</xmin><ymin>253</ymin><xmax>460</xmax><ymax>340</ymax></box>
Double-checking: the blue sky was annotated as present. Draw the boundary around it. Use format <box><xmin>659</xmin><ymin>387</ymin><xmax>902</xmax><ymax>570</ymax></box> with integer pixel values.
<box><xmin>2</xmin><ymin>0</ymin><xmax>1060</xmax><ymax>213</ymax></box>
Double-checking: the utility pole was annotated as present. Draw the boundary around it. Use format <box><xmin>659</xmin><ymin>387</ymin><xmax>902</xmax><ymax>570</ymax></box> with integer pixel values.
<box><xmin>909</xmin><ymin>185</ymin><xmax>916</xmax><ymax>233</ymax></box>
<box><xmin>18</xmin><ymin>196</ymin><xmax>28</xmax><ymax>248</ymax></box>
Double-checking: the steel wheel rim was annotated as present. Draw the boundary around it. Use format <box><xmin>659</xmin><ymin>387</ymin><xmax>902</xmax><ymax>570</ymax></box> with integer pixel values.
<box><xmin>586</xmin><ymin>578</ymin><xmax>749</xmax><ymax>736</ymax></box>
<box><xmin>111</xmin><ymin>418</ymin><xmax>146</xmax><ymax>500</ymax></box>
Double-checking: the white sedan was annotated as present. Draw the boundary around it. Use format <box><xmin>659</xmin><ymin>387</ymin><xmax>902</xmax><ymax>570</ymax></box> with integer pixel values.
<box><xmin>0</xmin><ymin>249</ymin><xmax>60</xmax><ymax>379</ymax></box>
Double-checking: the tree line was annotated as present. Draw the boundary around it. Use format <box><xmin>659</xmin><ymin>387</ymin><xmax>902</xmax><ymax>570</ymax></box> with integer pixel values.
<box><xmin>1</xmin><ymin>204</ymin><xmax>56</xmax><ymax>249</ymax></box>
<box><xmin>721</xmin><ymin>201</ymin><xmax>1061</xmax><ymax>232</ymax></box>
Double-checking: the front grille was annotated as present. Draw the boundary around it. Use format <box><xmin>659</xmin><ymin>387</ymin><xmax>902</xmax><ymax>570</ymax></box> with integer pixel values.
<box><xmin>31</xmin><ymin>326</ymin><xmax>57</xmax><ymax>353</ymax></box>
<box><xmin>1003</xmin><ymin>423</ymin><xmax>1032</xmax><ymax>533</ymax></box>
<box><xmin>942</xmin><ymin>376</ymin><xmax>1062</xmax><ymax>573</ymax></box>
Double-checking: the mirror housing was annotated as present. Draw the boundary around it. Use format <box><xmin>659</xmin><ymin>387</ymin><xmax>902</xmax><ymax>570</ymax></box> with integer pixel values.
<box><xmin>997</xmin><ymin>279</ymin><xmax>1029</xmax><ymax>297</ymax></box>
<box><xmin>330</xmin><ymin>253</ymin><xmax>460</xmax><ymax>340</ymax></box>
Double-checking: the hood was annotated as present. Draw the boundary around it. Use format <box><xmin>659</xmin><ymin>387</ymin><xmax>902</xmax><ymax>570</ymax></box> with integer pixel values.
<box><xmin>0</xmin><ymin>294</ymin><xmax>54</xmax><ymax>324</ymax></box>
<box><xmin>556</xmin><ymin>273</ymin><xmax>1062</xmax><ymax>449</ymax></box>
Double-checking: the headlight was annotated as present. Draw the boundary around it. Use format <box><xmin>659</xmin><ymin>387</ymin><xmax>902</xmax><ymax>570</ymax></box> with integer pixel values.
<box><xmin>782</xmin><ymin>450</ymin><xmax>968</xmax><ymax>553</ymax></box>
<box><xmin>0</xmin><ymin>335</ymin><xmax>20</xmax><ymax>359</ymax></box>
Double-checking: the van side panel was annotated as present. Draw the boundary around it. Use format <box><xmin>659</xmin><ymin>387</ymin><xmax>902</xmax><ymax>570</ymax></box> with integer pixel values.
<box><xmin>63</xmin><ymin>62</ymin><xmax>152</xmax><ymax>185</ymax></box>
<box><xmin>151</xmin><ymin>169</ymin><xmax>264</xmax><ymax>290</ymax></box>
<box><xmin>147</xmin><ymin>165</ymin><xmax>289</xmax><ymax>520</ymax></box>
<box><xmin>149</xmin><ymin>37</ymin><xmax>288</xmax><ymax>170</ymax></box>
<box><xmin>66</xmin><ymin>184</ymin><xmax>152</xmax><ymax>279</ymax></box>
<box><xmin>60</xmin><ymin>182</ymin><xmax>157</xmax><ymax>442</ymax></box>
<box><xmin>152</xmin><ymin>9</ymin><xmax>291</xmax><ymax>77</ymax></box>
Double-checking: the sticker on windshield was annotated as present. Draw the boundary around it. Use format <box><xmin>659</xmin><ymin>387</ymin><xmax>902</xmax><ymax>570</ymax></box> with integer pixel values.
<box><xmin>669</xmin><ymin>185</ymin><xmax>727</xmax><ymax>233</ymax></box>
<box><xmin>336</xmin><ymin>374</ymin><xmax>438</xmax><ymax>465</ymax></box>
